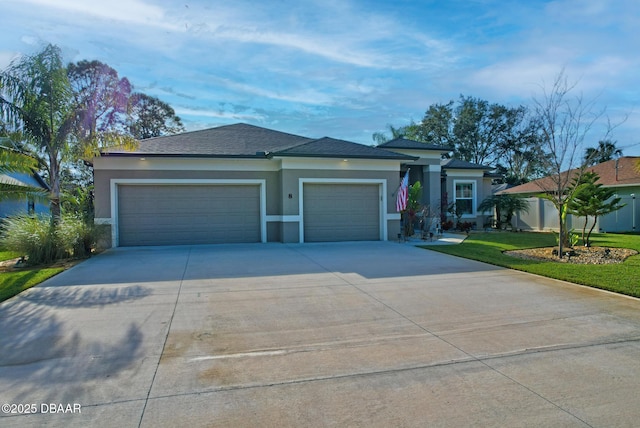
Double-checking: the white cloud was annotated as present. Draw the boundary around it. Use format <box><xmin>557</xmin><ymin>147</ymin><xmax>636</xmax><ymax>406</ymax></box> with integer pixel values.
<box><xmin>211</xmin><ymin>27</ymin><xmax>383</xmax><ymax>69</ymax></box>
<box><xmin>13</xmin><ymin>0</ymin><xmax>171</xmax><ymax>28</ymax></box>
<box><xmin>173</xmin><ymin>107</ymin><xmax>265</xmax><ymax>121</ymax></box>
<box><xmin>6</xmin><ymin>0</ymin><xmax>457</xmax><ymax>73</ymax></box>
<box><xmin>215</xmin><ymin>78</ymin><xmax>336</xmax><ymax>106</ymax></box>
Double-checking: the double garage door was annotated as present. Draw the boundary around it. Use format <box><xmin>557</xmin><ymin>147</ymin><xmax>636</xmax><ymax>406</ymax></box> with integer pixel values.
<box><xmin>117</xmin><ymin>184</ymin><xmax>261</xmax><ymax>246</ymax></box>
<box><xmin>116</xmin><ymin>182</ymin><xmax>382</xmax><ymax>246</ymax></box>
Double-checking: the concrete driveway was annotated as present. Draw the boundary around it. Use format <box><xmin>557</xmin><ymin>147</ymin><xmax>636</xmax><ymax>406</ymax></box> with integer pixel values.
<box><xmin>1</xmin><ymin>242</ymin><xmax>639</xmax><ymax>427</ymax></box>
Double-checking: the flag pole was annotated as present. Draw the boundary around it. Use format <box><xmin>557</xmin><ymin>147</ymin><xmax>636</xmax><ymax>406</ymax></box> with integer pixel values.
<box><xmin>396</xmin><ymin>168</ymin><xmax>410</xmax><ymax>241</ymax></box>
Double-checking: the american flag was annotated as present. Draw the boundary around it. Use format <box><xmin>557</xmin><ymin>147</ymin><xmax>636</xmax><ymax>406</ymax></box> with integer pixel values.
<box><xmin>395</xmin><ymin>171</ymin><xmax>409</xmax><ymax>212</ymax></box>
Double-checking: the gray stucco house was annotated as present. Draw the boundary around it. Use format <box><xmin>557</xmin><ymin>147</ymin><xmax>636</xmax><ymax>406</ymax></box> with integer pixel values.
<box><xmin>93</xmin><ymin>123</ymin><xmax>494</xmax><ymax>247</ymax></box>
<box><xmin>378</xmin><ymin>138</ymin><xmax>495</xmax><ymax>228</ymax></box>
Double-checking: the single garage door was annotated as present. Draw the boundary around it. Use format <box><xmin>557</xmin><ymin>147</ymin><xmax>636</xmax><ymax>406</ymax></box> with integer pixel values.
<box><xmin>118</xmin><ymin>184</ymin><xmax>261</xmax><ymax>246</ymax></box>
<box><xmin>303</xmin><ymin>183</ymin><xmax>380</xmax><ymax>242</ymax></box>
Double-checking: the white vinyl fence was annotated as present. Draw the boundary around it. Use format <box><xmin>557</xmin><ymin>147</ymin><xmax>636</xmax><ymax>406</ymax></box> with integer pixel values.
<box><xmin>513</xmin><ymin>193</ymin><xmax>639</xmax><ymax>233</ymax></box>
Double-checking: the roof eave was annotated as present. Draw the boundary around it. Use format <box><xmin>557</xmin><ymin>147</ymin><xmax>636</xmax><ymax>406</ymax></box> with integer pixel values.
<box><xmin>274</xmin><ymin>153</ymin><xmax>417</xmax><ymax>161</ymax></box>
<box><xmin>99</xmin><ymin>152</ymin><xmax>269</xmax><ymax>159</ymax></box>
<box><xmin>33</xmin><ymin>173</ymin><xmax>51</xmax><ymax>190</ymax></box>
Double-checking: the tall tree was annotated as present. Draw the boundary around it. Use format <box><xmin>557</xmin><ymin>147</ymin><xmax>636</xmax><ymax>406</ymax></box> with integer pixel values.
<box><xmin>407</xmin><ymin>97</ymin><xmax>545</xmax><ymax>176</ymax></box>
<box><xmin>584</xmin><ymin>140</ymin><xmax>622</xmax><ymax>166</ymax></box>
<box><xmin>532</xmin><ymin>70</ymin><xmax>607</xmax><ymax>258</ymax></box>
<box><xmin>408</xmin><ymin>101</ymin><xmax>455</xmax><ymax>147</ymax></box>
<box><xmin>0</xmin><ymin>44</ymin><xmax>75</xmax><ymax>219</ymax></box>
<box><xmin>494</xmin><ymin>112</ymin><xmax>547</xmax><ymax>185</ymax></box>
<box><xmin>67</xmin><ymin>60</ymin><xmax>133</xmax><ymax>155</ymax></box>
<box><xmin>127</xmin><ymin>92</ymin><xmax>185</xmax><ymax>139</ymax></box>
<box><xmin>453</xmin><ymin>96</ymin><xmax>496</xmax><ymax>164</ymax></box>
<box><xmin>1</xmin><ymin>45</ymin><xmax>139</xmax><ymax>220</ymax></box>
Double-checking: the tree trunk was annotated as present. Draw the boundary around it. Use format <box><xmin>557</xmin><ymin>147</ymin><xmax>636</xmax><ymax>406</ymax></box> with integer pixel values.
<box><xmin>586</xmin><ymin>215</ymin><xmax>598</xmax><ymax>247</ymax></box>
<box><xmin>582</xmin><ymin>218</ymin><xmax>588</xmax><ymax>246</ymax></box>
<box><xmin>48</xmin><ymin>152</ymin><xmax>61</xmax><ymax>223</ymax></box>
<box><xmin>558</xmin><ymin>221</ymin><xmax>564</xmax><ymax>259</ymax></box>
<box><xmin>558</xmin><ymin>203</ymin><xmax>564</xmax><ymax>259</ymax></box>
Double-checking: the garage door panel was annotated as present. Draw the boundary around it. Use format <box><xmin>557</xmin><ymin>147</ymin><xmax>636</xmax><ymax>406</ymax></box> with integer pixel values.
<box><xmin>118</xmin><ymin>185</ymin><xmax>260</xmax><ymax>246</ymax></box>
<box><xmin>303</xmin><ymin>183</ymin><xmax>380</xmax><ymax>242</ymax></box>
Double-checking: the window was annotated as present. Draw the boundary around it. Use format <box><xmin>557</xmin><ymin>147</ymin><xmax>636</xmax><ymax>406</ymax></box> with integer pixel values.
<box><xmin>454</xmin><ymin>180</ymin><xmax>475</xmax><ymax>216</ymax></box>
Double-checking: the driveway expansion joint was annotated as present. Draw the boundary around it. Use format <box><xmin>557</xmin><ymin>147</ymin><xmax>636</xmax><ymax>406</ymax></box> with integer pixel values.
<box><xmin>137</xmin><ymin>246</ymin><xmax>193</xmax><ymax>428</ymax></box>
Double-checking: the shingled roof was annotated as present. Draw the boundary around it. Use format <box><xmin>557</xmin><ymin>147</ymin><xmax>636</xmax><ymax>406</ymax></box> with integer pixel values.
<box><xmin>378</xmin><ymin>137</ymin><xmax>452</xmax><ymax>152</ymax></box>
<box><xmin>102</xmin><ymin>123</ymin><xmax>415</xmax><ymax>160</ymax></box>
<box><xmin>502</xmin><ymin>157</ymin><xmax>640</xmax><ymax>194</ymax></box>
<box><xmin>274</xmin><ymin>137</ymin><xmax>415</xmax><ymax>160</ymax></box>
<box><xmin>103</xmin><ymin>123</ymin><xmax>312</xmax><ymax>157</ymax></box>
<box><xmin>441</xmin><ymin>158</ymin><xmax>491</xmax><ymax>170</ymax></box>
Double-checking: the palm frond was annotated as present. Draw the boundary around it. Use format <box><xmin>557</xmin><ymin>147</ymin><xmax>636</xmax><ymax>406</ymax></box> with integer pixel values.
<box><xmin>0</xmin><ymin>143</ymin><xmax>38</xmax><ymax>174</ymax></box>
<box><xmin>0</xmin><ymin>182</ymin><xmax>49</xmax><ymax>202</ymax></box>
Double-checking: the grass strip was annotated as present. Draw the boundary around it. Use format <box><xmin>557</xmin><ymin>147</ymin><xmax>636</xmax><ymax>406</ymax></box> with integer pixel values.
<box><xmin>0</xmin><ymin>268</ymin><xmax>64</xmax><ymax>302</ymax></box>
<box><xmin>422</xmin><ymin>232</ymin><xmax>640</xmax><ymax>298</ymax></box>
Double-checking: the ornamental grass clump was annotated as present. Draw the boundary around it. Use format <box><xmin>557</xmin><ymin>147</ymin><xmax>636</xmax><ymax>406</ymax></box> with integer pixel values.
<box><xmin>1</xmin><ymin>214</ymin><xmax>105</xmax><ymax>265</ymax></box>
<box><xmin>1</xmin><ymin>215</ymin><xmax>64</xmax><ymax>265</ymax></box>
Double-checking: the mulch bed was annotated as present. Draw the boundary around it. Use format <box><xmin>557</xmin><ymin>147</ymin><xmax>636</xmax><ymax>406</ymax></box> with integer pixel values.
<box><xmin>504</xmin><ymin>246</ymin><xmax>638</xmax><ymax>264</ymax></box>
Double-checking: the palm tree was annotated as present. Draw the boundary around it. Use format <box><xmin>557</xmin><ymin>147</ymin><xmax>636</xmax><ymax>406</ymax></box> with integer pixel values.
<box><xmin>567</xmin><ymin>172</ymin><xmax>624</xmax><ymax>246</ymax></box>
<box><xmin>584</xmin><ymin>140</ymin><xmax>623</xmax><ymax>166</ymax></box>
<box><xmin>478</xmin><ymin>194</ymin><xmax>530</xmax><ymax>230</ymax></box>
<box><xmin>0</xmin><ymin>44</ymin><xmax>75</xmax><ymax>220</ymax></box>
<box><xmin>372</xmin><ymin>124</ymin><xmax>410</xmax><ymax>145</ymax></box>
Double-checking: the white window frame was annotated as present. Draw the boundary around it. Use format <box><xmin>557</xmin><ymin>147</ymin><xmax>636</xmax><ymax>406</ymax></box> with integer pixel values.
<box><xmin>453</xmin><ymin>180</ymin><xmax>476</xmax><ymax>218</ymax></box>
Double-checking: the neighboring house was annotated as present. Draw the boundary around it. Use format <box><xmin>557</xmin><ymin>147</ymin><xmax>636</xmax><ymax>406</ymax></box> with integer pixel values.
<box><xmin>501</xmin><ymin>156</ymin><xmax>640</xmax><ymax>233</ymax></box>
<box><xmin>0</xmin><ymin>172</ymin><xmax>50</xmax><ymax>218</ymax></box>
<box><xmin>92</xmin><ymin>123</ymin><xmax>494</xmax><ymax>247</ymax></box>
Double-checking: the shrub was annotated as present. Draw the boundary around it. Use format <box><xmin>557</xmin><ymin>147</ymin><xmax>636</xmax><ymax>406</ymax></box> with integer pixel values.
<box><xmin>1</xmin><ymin>214</ymin><xmax>107</xmax><ymax>265</ymax></box>
<box><xmin>441</xmin><ymin>220</ymin><xmax>454</xmax><ymax>231</ymax></box>
<box><xmin>457</xmin><ymin>221</ymin><xmax>474</xmax><ymax>233</ymax></box>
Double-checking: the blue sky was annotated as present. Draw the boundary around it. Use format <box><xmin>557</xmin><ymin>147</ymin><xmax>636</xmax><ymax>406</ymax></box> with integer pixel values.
<box><xmin>2</xmin><ymin>0</ymin><xmax>640</xmax><ymax>155</ymax></box>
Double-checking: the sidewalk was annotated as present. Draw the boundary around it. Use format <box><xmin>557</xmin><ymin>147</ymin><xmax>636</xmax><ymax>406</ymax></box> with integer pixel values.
<box><xmin>398</xmin><ymin>231</ymin><xmax>468</xmax><ymax>245</ymax></box>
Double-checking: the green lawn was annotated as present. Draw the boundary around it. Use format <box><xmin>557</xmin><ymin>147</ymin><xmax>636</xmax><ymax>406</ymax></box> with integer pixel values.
<box><xmin>0</xmin><ymin>268</ymin><xmax>64</xmax><ymax>302</ymax></box>
<box><xmin>0</xmin><ymin>251</ymin><xmax>64</xmax><ymax>302</ymax></box>
<box><xmin>422</xmin><ymin>232</ymin><xmax>640</xmax><ymax>298</ymax></box>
